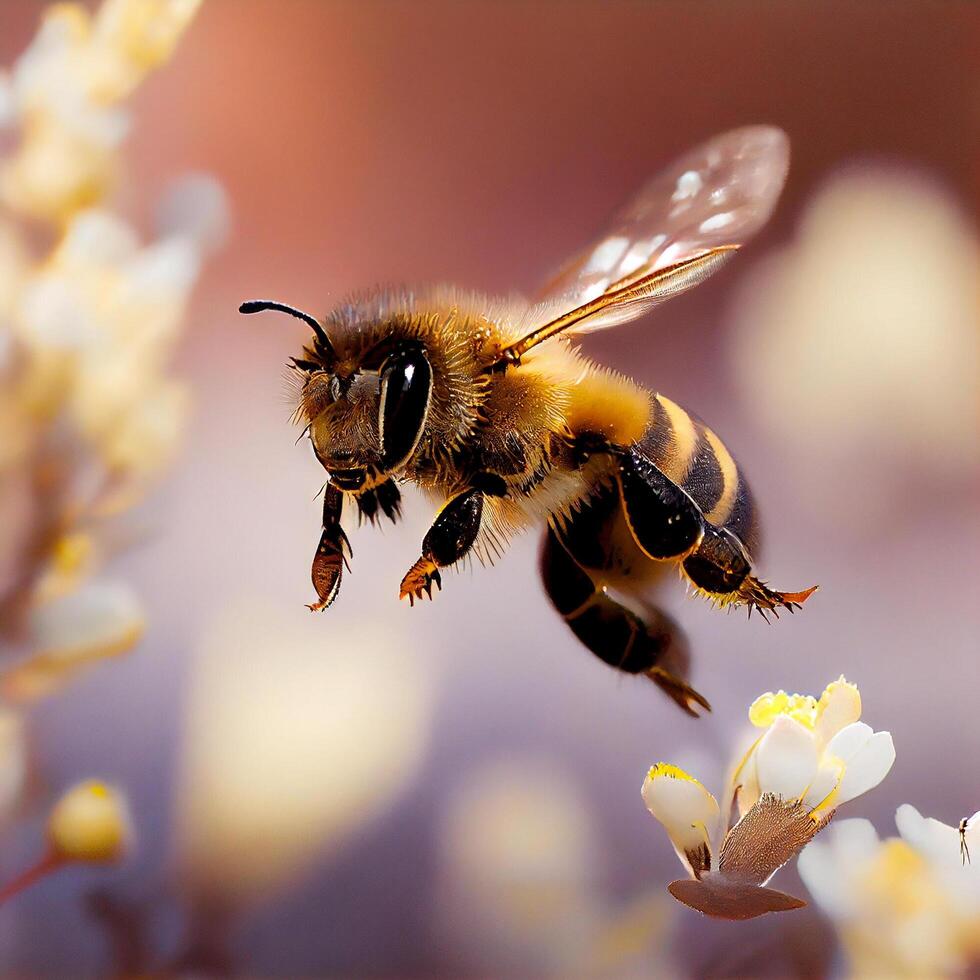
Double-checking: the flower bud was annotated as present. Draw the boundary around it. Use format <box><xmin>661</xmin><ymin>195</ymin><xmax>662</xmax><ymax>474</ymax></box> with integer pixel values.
<box><xmin>47</xmin><ymin>780</ymin><xmax>132</xmax><ymax>863</ymax></box>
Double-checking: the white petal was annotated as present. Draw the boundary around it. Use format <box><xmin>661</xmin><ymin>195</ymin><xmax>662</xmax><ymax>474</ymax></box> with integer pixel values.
<box><xmin>895</xmin><ymin>803</ymin><xmax>958</xmax><ymax>863</ymax></box>
<box><xmin>754</xmin><ymin>715</ymin><xmax>819</xmax><ymax>801</ymax></box>
<box><xmin>814</xmin><ymin>676</ymin><xmax>862</xmax><ymax>746</ymax></box>
<box><xmin>735</xmin><ymin>749</ymin><xmax>760</xmax><ymax>818</ymax></box>
<box><xmin>155</xmin><ymin>174</ymin><xmax>230</xmax><ymax>254</ymax></box>
<box><xmin>833</xmin><ymin>731</ymin><xmax>895</xmax><ymax>805</ymax></box>
<box><xmin>61</xmin><ymin>210</ymin><xmax>138</xmax><ymax>265</ymax></box>
<box><xmin>11</xmin><ymin>581</ymin><xmax>145</xmax><ymax>700</ymax></box>
<box><xmin>125</xmin><ymin>238</ymin><xmax>200</xmax><ymax>300</ymax></box>
<box><xmin>642</xmin><ymin>764</ymin><xmax>720</xmax><ymax>875</ymax></box>
<box><xmin>795</xmin><ymin>839</ymin><xmax>837</xmax><ymax>912</ymax></box>
<box><xmin>28</xmin><ymin>580</ymin><xmax>144</xmax><ymax>661</ymax></box>
<box><xmin>823</xmin><ymin>720</ymin><xmax>873</xmax><ymax>761</ymax></box>
<box><xmin>801</xmin><ymin>762</ymin><xmax>842</xmax><ymax>811</ymax></box>
<box><xmin>722</xmin><ymin>732</ymin><xmax>762</xmax><ymax>820</ymax></box>
<box><xmin>828</xmin><ymin>816</ymin><xmax>883</xmax><ymax>863</ymax></box>
<box><xmin>797</xmin><ymin>818</ymin><xmax>880</xmax><ymax>918</ymax></box>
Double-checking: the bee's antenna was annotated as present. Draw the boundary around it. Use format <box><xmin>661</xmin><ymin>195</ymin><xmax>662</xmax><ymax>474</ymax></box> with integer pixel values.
<box><xmin>239</xmin><ymin>299</ymin><xmax>334</xmax><ymax>355</ymax></box>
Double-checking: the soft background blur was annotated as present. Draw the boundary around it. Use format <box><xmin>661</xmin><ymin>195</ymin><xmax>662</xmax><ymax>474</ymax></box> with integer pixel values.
<box><xmin>0</xmin><ymin>1</ymin><xmax>977</xmax><ymax>976</ymax></box>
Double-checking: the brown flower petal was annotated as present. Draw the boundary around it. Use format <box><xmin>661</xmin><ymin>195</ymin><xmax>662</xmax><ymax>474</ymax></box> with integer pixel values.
<box><xmin>668</xmin><ymin>875</ymin><xmax>807</xmax><ymax>920</ymax></box>
<box><xmin>719</xmin><ymin>793</ymin><xmax>832</xmax><ymax>885</ymax></box>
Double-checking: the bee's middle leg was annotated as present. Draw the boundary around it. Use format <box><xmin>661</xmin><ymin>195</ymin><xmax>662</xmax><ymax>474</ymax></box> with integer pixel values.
<box><xmin>540</xmin><ymin>516</ymin><xmax>710</xmax><ymax>717</ymax></box>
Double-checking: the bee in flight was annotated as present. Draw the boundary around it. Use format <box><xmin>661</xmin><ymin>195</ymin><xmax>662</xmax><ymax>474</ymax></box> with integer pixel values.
<box><xmin>241</xmin><ymin>125</ymin><xmax>816</xmax><ymax>715</ymax></box>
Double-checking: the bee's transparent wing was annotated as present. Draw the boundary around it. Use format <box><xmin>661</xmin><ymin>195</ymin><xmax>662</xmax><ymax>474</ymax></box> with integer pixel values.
<box><xmin>499</xmin><ymin>126</ymin><xmax>789</xmax><ymax>362</ymax></box>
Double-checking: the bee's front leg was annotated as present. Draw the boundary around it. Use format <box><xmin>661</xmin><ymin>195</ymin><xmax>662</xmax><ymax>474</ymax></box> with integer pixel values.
<box><xmin>399</xmin><ymin>487</ymin><xmax>485</xmax><ymax>605</ymax></box>
<box><xmin>309</xmin><ymin>484</ymin><xmax>352</xmax><ymax>612</ymax></box>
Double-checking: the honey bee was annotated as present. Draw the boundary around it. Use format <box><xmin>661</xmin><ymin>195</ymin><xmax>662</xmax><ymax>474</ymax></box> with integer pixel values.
<box><xmin>241</xmin><ymin>126</ymin><xmax>816</xmax><ymax>715</ymax></box>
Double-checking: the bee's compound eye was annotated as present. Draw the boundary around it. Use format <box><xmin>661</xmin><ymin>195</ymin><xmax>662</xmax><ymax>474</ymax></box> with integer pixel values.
<box><xmin>379</xmin><ymin>345</ymin><xmax>432</xmax><ymax>471</ymax></box>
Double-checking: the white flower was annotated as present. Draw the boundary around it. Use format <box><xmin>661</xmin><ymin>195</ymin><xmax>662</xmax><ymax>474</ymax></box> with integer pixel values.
<box><xmin>896</xmin><ymin>805</ymin><xmax>980</xmax><ymax>906</ymax></box>
<box><xmin>642</xmin><ymin>677</ymin><xmax>895</xmax><ymax>919</ymax></box>
<box><xmin>4</xmin><ymin>580</ymin><xmax>144</xmax><ymax>702</ymax></box>
<box><xmin>798</xmin><ymin>808</ymin><xmax>980</xmax><ymax>977</ymax></box>
<box><xmin>0</xmin><ymin>0</ymin><xmax>217</xmax><ymax>701</ymax></box>
<box><xmin>736</xmin><ymin>676</ymin><xmax>895</xmax><ymax>819</ymax></box>
<box><xmin>1</xmin><ymin>1</ymin><xmax>204</xmax><ymax>222</ymax></box>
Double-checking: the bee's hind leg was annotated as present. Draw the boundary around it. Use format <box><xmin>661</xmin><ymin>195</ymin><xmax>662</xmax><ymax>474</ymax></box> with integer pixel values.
<box><xmin>540</xmin><ymin>520</ymin><xmax>710</xmax><ymax>717</ymax></box>
<box><xmin>682</xmin><ymin>525</ymin><xmax>817</xmax><ymax>617</ymax></box>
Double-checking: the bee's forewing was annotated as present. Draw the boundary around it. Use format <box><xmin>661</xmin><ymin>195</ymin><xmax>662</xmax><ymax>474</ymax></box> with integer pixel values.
<box><xmin>536</xmin><ymin>125</ymin><xmax>789</xmax><ymax>334</ymax></box>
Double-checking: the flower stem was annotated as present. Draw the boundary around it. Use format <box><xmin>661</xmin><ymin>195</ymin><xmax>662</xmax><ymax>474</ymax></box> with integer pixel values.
<box><xmin>0</xmin><ymin>852</ymin><xmax>65</xmax><ymax>906</ymax></box>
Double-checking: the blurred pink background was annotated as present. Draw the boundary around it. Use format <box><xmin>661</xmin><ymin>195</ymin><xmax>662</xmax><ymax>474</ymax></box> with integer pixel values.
<box><xmin>1</xmin><ymin>1</ymin><xmax>977</xmax><ymax>976</ymax></box>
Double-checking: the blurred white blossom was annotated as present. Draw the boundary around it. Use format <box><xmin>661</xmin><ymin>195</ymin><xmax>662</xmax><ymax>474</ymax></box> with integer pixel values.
<box><xmin>0</xmin><ymin>0</ymin><xmax>211</xmax><ymax>899</ymax></box>
<box><xmin>0</xmin><ymin>0</ymin><xmax>220</xmax><ymax>694</ymax></box>
<box><xmin>175</xmin><ymin>599</ymin><xmax>434</xmax><ymax>905</ymax></box>
<box><xmin>730</xmin><ymin>169</ymin><xmax>979</xmax><ymax>527</ymax></box>
<box><xmin>437</xmin><ymin>757</ymin><xmax>602</xmax><ymax>974</ymax></box>
<box><xmin>437</xmin><ymin>756</ymin><xmax>673</xmax><ymax>977</ymax></box>
<box><xmin>1</xmin><ymin>0</ymin><xmax>203</xmax><ymax>221</ymax></box>
<box><xmin>643</xmin><ymin>677</ymin><xmax>894</xmax><ymax>919</ymax></box>
<box><xmin>799</xmin><ymin>807</ymin><xmax>980</xmax><ymax>977</ymax></box>
<box><xmin>3</xmin><ymin>579</ymin><xmax>144</xmax><ymax>702</ymax></box>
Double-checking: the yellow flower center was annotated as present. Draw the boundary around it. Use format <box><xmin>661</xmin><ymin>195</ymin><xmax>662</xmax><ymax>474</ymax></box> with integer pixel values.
<box><xmin>748</xmin><ymin>690</ymin><xmax>819</xmax><ymax>728</ymax></box>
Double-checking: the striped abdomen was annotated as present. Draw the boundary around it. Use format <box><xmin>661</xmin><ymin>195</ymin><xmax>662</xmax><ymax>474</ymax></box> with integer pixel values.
<box><xmin>639</xmin><ymin>393</ymin><xmax>760</xmax><ymax>555</ymax></box>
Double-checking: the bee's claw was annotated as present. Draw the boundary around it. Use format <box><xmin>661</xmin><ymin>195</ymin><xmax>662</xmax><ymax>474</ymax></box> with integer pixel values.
<box><xmin>739</xmin><ymin>578</ymin><xmax>818</xmax><ymax>620</ymax></box>
<box><xmin>399</xmin><ymin>556</ymin><xmax>442</xmax><ymax>605</ymax></box>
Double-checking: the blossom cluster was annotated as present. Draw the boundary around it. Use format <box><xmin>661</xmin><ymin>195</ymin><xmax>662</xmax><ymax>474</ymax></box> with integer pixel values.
<box><xmin>0</xmin><ymin>0</ymin><xmax>218</xmax><ymax>903</ymax></box>
<box><xmin>643</xmin><ymin>677</ymin><xmax>895</xmax><ymax>918</ymax></box>
<box><xmin>0</xmin><ymin>0</ymin><xmax>223</xmax><ymax>696</ymax></box>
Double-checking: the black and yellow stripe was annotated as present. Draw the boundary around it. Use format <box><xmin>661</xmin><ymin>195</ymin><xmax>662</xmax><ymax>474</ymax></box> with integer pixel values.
<box><xmin>641</xmin><ymin>394</ymin><xmax>759</xmax><ymax>555</ymax></box>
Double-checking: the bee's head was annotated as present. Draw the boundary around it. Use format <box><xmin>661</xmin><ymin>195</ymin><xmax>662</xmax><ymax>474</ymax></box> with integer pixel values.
<box><xmin>240</xmin><ymin>300</ymin><xmax>433</xmax><ymax>491</ymax></box>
